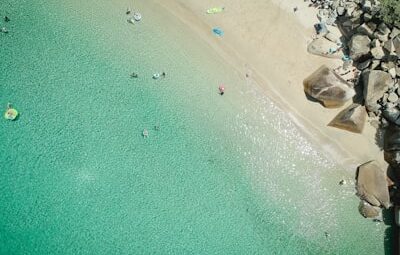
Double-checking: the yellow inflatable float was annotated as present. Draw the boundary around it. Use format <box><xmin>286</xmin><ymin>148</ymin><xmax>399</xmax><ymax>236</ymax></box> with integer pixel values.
<box><xmin>4</xmin><ymin>103</ymin><xmax>18</xmax><ymax>120</ymax></box>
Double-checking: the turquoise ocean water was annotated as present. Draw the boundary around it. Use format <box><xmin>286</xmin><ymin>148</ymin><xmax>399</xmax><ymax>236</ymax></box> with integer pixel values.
<box><xmin>0</xmin><ymin>0</ymin><xmax>390</xmax><ymax>254</ymax></box>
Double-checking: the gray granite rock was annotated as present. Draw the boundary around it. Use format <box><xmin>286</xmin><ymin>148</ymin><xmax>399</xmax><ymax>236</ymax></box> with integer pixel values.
<box><xmin>371</xmin><ymin>46</ymin><xmax>385</xmax><ymax>59</ymax></box>
<box><xmin>363</xmin><ymin>70</ymin><xmax>394</xmax><ymax>112</ymax></box>
<box><xmin>349</xmin><ymin>34</ymin><xmax>371</xmax><ymax>61</ymax></box>
<box><xmin>363</xmin><ymin>12</ymin><xmax>373</xmax><ymax>22</ymax></box>
<box><xmin>370</xmin><ymin>60</ymin><xmax>381</xmax><ymax>70</ymax></box>
<box><xmin>389</xmin><ymin>68</ymin><xmax>397</xmax><ymax>79</ymax></box>
<box><xmin>328</xmin><ymin>103</ymin><xmax>367</xmax><ymax>133</ymax></box>
<box><xmin>304</xmin><ymin>65</ymin><xmax>355</xmax><ymax>108</ymax></box>
<box><xmin>337</xmin><ymin>6</ymin><xmax>345</xmax><ymax>16</ymax></box>
<box><xmin>381</xmin><ymin>61</ymin><xmax>396</xmax><ymax>72</ymax></box>
<box><xmin>374</xmin><ymin>31</ymin><xmax>389</xmax><ymax>42</ymax></box>
<box><xmin>390</xmin><ymin>27</ymin><xmax>400</xmax><ymax>39</ymax></box>
<box><xmin>356</xmin><ymin>160</ymin><xmax>390</xmax><ymax>209</ymax></box>
<box><xmin>388</xmin><ymin>92</ymin><xmax>399</xmax><ymax>103</ymax></box>
<box><xmin>383</xmin><ymin>39</ymin><xmax>394</xmax><ymax>53</ymax></box>
<box><xmin>377</xmin><ymin>22</ymin><xmax>391</xmax><ymax>36</ymax></box>
<box><xmin>362</xmin><ymin>0</ymin><xmax>372</xmax><ymax>11</ymax></box>
<box><xmin>356</xmin><ymin>23</ymin><xmax>375</xmax><ymax>38</ymax></box>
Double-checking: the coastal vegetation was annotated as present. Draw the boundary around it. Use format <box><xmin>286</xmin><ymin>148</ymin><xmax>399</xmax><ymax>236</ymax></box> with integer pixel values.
<box><xmin>380</xmin><ymin>0</ymin><xmax>400</xmax><ymax>26</ymax></box>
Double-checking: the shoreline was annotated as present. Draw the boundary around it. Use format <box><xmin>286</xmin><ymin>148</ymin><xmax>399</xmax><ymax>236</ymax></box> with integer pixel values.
<box><xmin>156</xmin><ymin>0</ymin><xmax>387</xmax><ymax>171</ymax></box>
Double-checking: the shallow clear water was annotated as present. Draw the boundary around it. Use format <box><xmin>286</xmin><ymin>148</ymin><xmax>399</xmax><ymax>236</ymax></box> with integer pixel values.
<box><xmin>0</xmin><ymin>0</ymin><xmax>389</xmax><ymax>254</ymax></box>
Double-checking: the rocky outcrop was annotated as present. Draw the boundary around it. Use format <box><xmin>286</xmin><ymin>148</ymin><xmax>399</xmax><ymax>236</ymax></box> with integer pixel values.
<box><xmin>328</xmin><ymin>103</ymin><xmax>367</xmax><ymax>133</ymax></box>
<box><xmin>362</xmin><ymin>70</ymin><xmax>394</xmax><ymax>112</ymax></box>
<box><xmin>303</xmin><ymin>65</ymin><xmax>355</xmax><ymax>108</ymax></box>
<box><xmin>306</xmin><ymin>0</ymin><xmax>400</xmax><ymax>221</ymax></box>
<box><xmin>356</xmin><ymin>161</ymin><xmax>390</xmax><ymax>209</ymax></box>
<box><xmin>348</xmin><ymin>34</ymin><xmax>371</xmax><ymax>61</ymax></box>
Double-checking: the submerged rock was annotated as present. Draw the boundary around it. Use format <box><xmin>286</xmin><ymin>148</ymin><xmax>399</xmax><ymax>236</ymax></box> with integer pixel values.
<box><xmin>362</xmin><ymin>70</ymin><xmax>394</xmax><ymax>112</ymax></box>
<box><xmin>303</xmin><ymin>65</ymin><xmax>355</xmax><ymax>108</ymax></box>
<box><xmin>328</xmin><ymin>103</ymin><xmax>367</xmax><ymax>133</ymax></box>
<box><xmin>356</xmin><ymin>161</ymin><xmax>390</xmax><ymax>209</ymax></box>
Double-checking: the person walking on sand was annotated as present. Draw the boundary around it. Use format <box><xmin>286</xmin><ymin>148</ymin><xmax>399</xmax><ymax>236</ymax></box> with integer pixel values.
<box><xmin>218</xmin><ymin>84</ymin><xmax>225</xmax><ymax>95</ymax></box>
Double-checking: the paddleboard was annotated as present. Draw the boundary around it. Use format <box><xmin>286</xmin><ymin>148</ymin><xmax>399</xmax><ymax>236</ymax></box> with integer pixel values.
<box><xmin>206</xmin><ymin>7</ymin><xmax>224</xmax><ymax>14</ymax></box>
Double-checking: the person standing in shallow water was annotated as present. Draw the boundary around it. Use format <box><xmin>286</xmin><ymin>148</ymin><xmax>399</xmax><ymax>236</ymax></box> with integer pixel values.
<box><xmin>218</xmin><ymin>84</ymin><xmax>225</xmax><ymax>95</ymax></box>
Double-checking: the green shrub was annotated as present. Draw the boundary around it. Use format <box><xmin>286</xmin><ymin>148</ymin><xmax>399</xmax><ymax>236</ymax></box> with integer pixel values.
<box><xmin>380</xmin><ymin>0</ymin><xmax>400</xmax><ymax>26</ymax></box>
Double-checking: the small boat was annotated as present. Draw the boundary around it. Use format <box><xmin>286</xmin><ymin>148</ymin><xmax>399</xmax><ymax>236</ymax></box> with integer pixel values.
<box><xmin>126</xmin><ymin>7</ymin><xmax>131</xmax><ymax>15</ymax></box>
<box><xmin>206</xmin><ymin>7</ymin><xmax>224</xmax><ymax>14</ymax></box>
<box><xmin>1</xmin><ymin>27</ymin><xmax>8</xmax><ymax>33</ymax></box>
<box><xmin>212</xmin><ymin>27</ymin><xmax>224</xmax><ymax>36</ymax></box>
<box><xmin>4</xmin><ymin>104</ymin><xmax>18</xmax><ymax>120</ymax></box>
<box><xmin>152</xmin><ymin>73</ymin><xmax>160</xmax><ymax>79</ymax></box>
<box><xmin>133</xmin><ymin>12</ymin><xmax>142</xmax><ymax>21</ymax></box>
<box><xmin>127</xmin><ymin>17</ymin><xmax>135</xmax><ymax>24</ymax></box>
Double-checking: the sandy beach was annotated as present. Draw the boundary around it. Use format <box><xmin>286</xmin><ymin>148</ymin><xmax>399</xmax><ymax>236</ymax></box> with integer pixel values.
<box><xmin>156</xmin><ymin>0</ymin><xmax>386</xmax><ymax>171</ymax></box>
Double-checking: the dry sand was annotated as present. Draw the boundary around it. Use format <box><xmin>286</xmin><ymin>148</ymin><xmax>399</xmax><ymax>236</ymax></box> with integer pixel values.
<box><xmin>155</xmin><ymin>0</ymin><xmax>387</xmax><ymax>171</ymax></box>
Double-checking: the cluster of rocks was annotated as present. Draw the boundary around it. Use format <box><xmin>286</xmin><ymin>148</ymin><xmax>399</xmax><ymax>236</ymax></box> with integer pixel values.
<box><xmin>303</xmin><ymin>0</ymin><xmax>400</xmax><ymax>220</ymax></box>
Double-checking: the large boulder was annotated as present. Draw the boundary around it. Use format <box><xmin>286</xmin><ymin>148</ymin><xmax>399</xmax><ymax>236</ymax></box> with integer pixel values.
<box><xmin>307</xmin><ymin>38</ymin><xmax>343</xmax><ymax>59</ymax></box>
<box><xmin>356</xmin><ymin>161</ymin><xmax>390</xmax><ymax>209</ymax></box>
<box><xmin>303</xmin><ymin>65</ymin><xmax>355</xmax><ymax>108</ymax></box>
<box><xmin>348</xmin><ymin>34</ymin><xmax>371</xmax><ymax>61</ymax></box>
<box><xmin>362</xmin><ymin>70</ymin><xmax>394</xmax><ymax>112</ymax></box>
<box><xmin>328</xmin><ymin>103</ymin><xmax>367</xmax><ymax>133</ymax></box>
<box><xmin>358</xmin><ymin>201</ymin><xmax>381</xmax><ymax>218</ymax></box>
